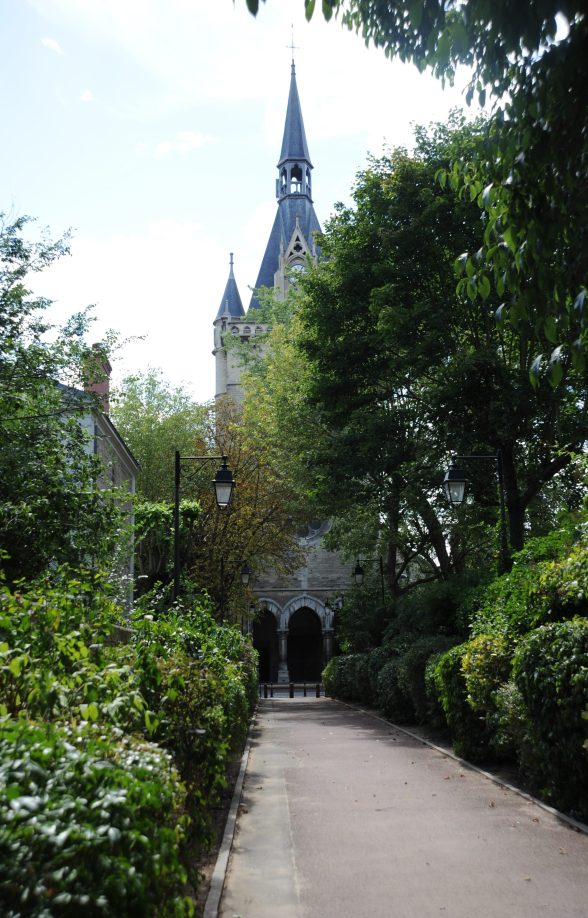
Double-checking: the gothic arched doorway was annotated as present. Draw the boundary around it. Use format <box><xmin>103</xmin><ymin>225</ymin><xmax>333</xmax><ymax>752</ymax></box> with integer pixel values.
<box><xmin>287</xmin><ymin>607</ymin><xmax>323</xmax><ymax>681</ymax></box>
<box><xmin>253</xmin><ymin>609</ymin><xmax>278</xmax><ymax>682</ymax></box>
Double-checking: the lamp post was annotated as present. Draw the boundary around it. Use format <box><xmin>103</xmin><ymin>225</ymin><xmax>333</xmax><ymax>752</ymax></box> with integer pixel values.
<box><xmin>352</xmin><ymin>557</ymin><xmax>386</xmax><ymax>606</ymax></box>
<box><xmin>173</xmin><ymin>450</ymin><xmax>235</xmax><ymax>603</ymax></box>
<box><xmin>443</xmin><ymin>450</ymin><xmax>509</xmax><ymax>573</ymax></box>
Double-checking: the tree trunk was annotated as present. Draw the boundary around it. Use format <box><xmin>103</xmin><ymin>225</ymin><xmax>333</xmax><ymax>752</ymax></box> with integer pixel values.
<box><xmin>416</xmin><ymin>495</ymin><xmax>452</xmax><ymax>578</ymax></box>
<box><xmin>500</xmin><ymin>445</ymin><xmax>525</xmax><ymax>554</ymax></box>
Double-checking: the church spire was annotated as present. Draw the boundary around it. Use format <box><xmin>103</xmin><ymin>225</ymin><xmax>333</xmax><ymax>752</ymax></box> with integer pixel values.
<box><xmin>215</xmin><ymin>252</ymin><xmax>244</xmax><ymax>320</ymax></box>
<box><xmin>276</xmin><ymin>61</ymin><xmax>313</xmax><ymax>202</ymax></box>
<box><xmin>250</xmin><ymin>62</ymin><xmax>321</xmax><ymax>307</ymax></box>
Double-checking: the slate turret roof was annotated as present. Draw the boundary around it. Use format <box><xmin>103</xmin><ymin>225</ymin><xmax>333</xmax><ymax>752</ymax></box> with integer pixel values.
<box><xmin>215</xmin><ymin>253</ymin><xmax>244</xmax><ymax>321</ymax></box>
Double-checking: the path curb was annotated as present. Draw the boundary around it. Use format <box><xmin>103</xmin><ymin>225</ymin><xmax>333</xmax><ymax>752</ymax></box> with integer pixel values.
<box><xmin>203</xmin><ymin>714</ymin><xmax>255</xmax><ymax>917</ymax></box>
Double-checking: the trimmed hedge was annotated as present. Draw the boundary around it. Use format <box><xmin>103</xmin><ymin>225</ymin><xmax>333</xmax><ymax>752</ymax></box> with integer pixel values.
<box><xmin>512</xmin><ymin>617</ymin><xmax>588</xmax><ymax>817</ymax></box>
<box><xmin>0</xmin><ymin>719</ymin><xmax>191</xmax><ymax>916</ymax></box>
<box><xmin>0</xmin><ymin>568</ymin><xmax>259</xmax><ymax>911</ymax></box>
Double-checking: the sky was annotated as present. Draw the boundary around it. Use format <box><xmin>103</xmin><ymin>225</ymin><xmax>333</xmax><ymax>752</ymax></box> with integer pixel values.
<box><xmin>1</xmin><ymin>0</ymin><xmax>474</xmax><ymax>404</ymax></box>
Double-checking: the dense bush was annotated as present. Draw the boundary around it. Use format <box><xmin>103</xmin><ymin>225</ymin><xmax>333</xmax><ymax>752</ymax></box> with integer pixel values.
<box><xmin>0</xmin><ymin>718</ymin><xmax>191</xmax><ymax>917</ymax></box>
<box><xmin>512</xmin><ymin>618</ymin><xmax>588</xmax><ymax>818</ymax></box>
<box><xmin>432</xmin><ymin>643</ymin><xmax>493</xmax><ymax>761</ymax></box>
<box><xmin>323</xmin><ymin>653</ymin><xmax>370</xmax><ymax>701</ymax></box>
<box><xmin>0</xmin><ymin>568</ymin><xmax>259</xmax><ymax>910</ymax></box>
<box><xmin>376</xmin><ymin>657</ymin><xmax>414</xmax><ymax>722</ymax></box>
<box><xmin>396</xmin><ymin>635</ymin><xmax>457</xmax><ymax>724</ymax></box>
<box><xmin>470</xmin><ymin>528</ymin><xmax>586</xmax><ymax>639</ymax></box>
<box><xmin>0</xmin><ymin>569</ymin><xmax>153</xmax><ymax>733</ymax></box>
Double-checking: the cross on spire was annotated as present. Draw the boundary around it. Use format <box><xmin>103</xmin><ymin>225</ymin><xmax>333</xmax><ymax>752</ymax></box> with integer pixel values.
<box><xmin>287</xmin><ymin>23</ymin><xmax>299</xmax><ymax>68</ymax></box>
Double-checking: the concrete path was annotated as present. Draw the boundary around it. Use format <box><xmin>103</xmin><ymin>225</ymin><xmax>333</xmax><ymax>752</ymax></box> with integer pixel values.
<box><xmin>219</xmin><ymin>698</ymin><xmax>588</xmax><ymax>918</ymax></box>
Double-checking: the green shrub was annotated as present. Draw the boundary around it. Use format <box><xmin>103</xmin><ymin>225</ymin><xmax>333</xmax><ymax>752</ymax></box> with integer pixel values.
<box><xmin>396</xmin><ymin>636</ymin><xmax>457</xmax><ymax>724</ymax></box>
<box><xmin>470</xmin><ymin>529</ymin><xmax>587</xmax><ymax>639</ymax></box>
<box><xmin>322</xmin><ymin>657</ymin><xmax>337</xmax><ymax>696</ymax></box>
<box><xmin>432</xmin><ymin>643</ymin><xmax>493</xmax><ymax>761</ymax></box>
<box><xmin>460</xmin><ymin>632</ymin><xmax>516</xmax><ymax>757</ymax></box>
<box><xmin>322</xmin><ymin>654</ymin><xmax>364</xmax><ymax>700</ymax></box>
<box><xmin>0</xmin><ymin>718</ymin><xmax>192</xmax><ymax>917</ymax></box>
<box><xmin>376</xmin><ymin>658</ymin><xmax>414</xmax><ymax>723</ymax></box>
<box><xmin>492</xmin><ymin>680</ymin><xmax>528</xmax><ymax>758</ymax></box>
<box><xmin>129</xmin><ymin>608</ymin><xmax>258</xmax><ymax>842</ymax></box>
<box><xmin>0</xmin><ymin>571</ymin><xmax>153</xmax><ymax>734</ymax></box>
<box><xmin>367</xmin><ymin>646</ymin><xmax>390</xmax><ymax>701</ymax></box>
<box><xmin>424</xmin><ymin>652</ymin><xmax>449</xmax><ymax>730</ymax></box>
<box><xmin>512</xmin><ymin>617</ymin><xmax>588</xmax><ymax>818</ymax></box>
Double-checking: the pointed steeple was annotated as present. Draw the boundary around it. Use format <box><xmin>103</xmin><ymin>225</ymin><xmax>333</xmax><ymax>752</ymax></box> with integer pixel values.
<box><xmin>215</xmin><ymin>253</ymin><xmax>244</xmax><ymax>321</ymax></box>
<box><xmin>276</xmin><ymin>61</ymin><xmax>313</xmax><ymax>203</ymax></box>
<box><xmin>278</xmin><ymin>62</ymin><xmax>312</xmax><ymax>168</ymax></box>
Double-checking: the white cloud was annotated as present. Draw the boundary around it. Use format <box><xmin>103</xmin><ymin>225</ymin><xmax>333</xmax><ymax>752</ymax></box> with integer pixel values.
<box><xmin>80</xmin><ymin>89</ymin><xmax>94</xmax><ymax>103</ymax></box>
<box><xmin>41</xmin><ymin>35</ymin><xmax>64</xmax><ymax>55</ymax></box>
<box><xmin>34</xmin><ymin>220</ymin><xmax>225</xmax><ymax>403</ymax></box>
<box><xmin>154</xmin><ymin>131</ymin><xmax>213</xmax><ymax>159</ymax></box>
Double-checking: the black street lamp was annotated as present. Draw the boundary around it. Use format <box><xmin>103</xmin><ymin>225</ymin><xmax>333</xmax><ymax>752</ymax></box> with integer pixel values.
<box><xmin>240</xmin><ymin>561</ymin><xmax>252</xmax><ymax>586</ymax></box>
<box><xmin>443</xmin><ymin>450</ymin><xmax>510</xmax><ymax>573</ymax></box>
<box><xmin>173</xmin><ymin>450</ymin><xmax>235</xmax><ymax>603</ymax></box>
<box><xmin>352</xmin><ymin>557</ymin><xmax>386</xmax><ymax>605</ymax></box>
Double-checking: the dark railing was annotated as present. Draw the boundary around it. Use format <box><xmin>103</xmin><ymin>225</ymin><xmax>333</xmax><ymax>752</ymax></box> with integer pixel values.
<box><xmin>259</xmin><ymin>682</ymin><xmax>324</xmax><ymax>699</ymax></box>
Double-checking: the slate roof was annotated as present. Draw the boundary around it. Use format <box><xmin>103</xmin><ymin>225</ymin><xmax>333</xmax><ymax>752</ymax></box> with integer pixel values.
<box><xmin>278</xmin><ymin>62</ymin><xmax>312</xmax><ymax>168</ymax></box>
<box><xmin>251</xmin><ymin>197</ymin><xmax>321</xmax><ymax>301</ymax></box>
<box><xmin>215</xmin><ymin>253</ymin><xmax>245</xmax><ymax>320</ymax></box>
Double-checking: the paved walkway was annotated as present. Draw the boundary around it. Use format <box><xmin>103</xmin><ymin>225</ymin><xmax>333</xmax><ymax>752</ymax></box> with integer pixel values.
<box><xmin>218</xmin><ymin>698</ymin><xmax>588</xmax><ymax>918</ymax></box>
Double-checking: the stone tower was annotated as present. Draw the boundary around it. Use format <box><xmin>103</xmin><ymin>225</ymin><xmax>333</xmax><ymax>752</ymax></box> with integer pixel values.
<box><xmin>213</xmin><ymin>61</ymin><xmax>349</xmax><ymax>683</ymax></box>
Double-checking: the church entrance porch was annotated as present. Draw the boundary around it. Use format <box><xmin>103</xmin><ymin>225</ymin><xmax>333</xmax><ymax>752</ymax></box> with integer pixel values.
<box><xmin>252</xmin><ymin>608</ymin><xmax>278</xmax><ymax>683</ymax></box>
<box><xmin>286</xmin><ymin>607</ymin><xmax>323</xmax><ymax>682</ymax></box>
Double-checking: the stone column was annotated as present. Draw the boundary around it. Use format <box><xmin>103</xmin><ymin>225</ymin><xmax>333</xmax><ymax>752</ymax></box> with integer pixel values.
<box><xmin>277</xmin><ymin>629</ymin><xmax>290</xmax><ymax>683</ymax></box>
<box><xmin>323</xmin><ymin>629</ymin><xmax>334</xmax><ymax>665</ymax></box>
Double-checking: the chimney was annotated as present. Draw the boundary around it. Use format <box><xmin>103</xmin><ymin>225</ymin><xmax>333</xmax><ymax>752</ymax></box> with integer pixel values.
<box><xmin>84</xmin><ymin>343</ymin><xmax>112</xmax><ymax>414</ymax></box>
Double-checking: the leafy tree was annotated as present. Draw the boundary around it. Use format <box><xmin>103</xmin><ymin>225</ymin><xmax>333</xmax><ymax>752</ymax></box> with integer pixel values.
<box><xmin>113</xmin><ymin>370</ymin><xmax>304</xmax><ymax>617</ymax></box>
<box><xmin>243</xmin><ymin>117</ymin><xmax>586</xmax><ymax>609</ymax></box>
<box><xmin>246</xmin><ymin>1</ymin><xmax>588</xmax><ymax>372</ymax></box>
<box><xmin>110</xmin><ymin>369</ymin><xmax>209</xmax><ymax>502</ymax></box>
<box><xmin>0</xmin><ymin>215</ymin><xmax>123</xmax><ymax>584</ymax></box>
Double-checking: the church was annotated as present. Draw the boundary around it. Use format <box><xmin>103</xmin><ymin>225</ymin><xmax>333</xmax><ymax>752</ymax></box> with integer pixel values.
<box><xmin>212</xmin><ymin>60</ymin><xmax>349</xmax><ymax>683</ymax></box>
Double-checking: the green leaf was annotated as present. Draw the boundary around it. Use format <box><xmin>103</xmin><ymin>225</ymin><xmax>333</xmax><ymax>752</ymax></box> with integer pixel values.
<box><xmin>305</xmin><ymin>0</ymin><xmax>316</xmax><ymax>20</ymax></box>
<box><xmin>245</xmin><ymin>0</ymin><xmax>260</xmax><ymax>14</ymax></box>
<box><xmin>502</xmin><ymin>226</ymin><xmax>517</xmax><ymax>253</ymax></box>
<box><xmin>478</xmin><ymin>275</ymin><xmax>491</xmax><ymax>300</ymax></box>
<box><xmin>529</xmin><ymin>354</ymin><xmax>543</xmax><ymax>387</ymax></box>
<box><xmin>571</xmin><ymin>338</ymin><xmax>585</xmax><ymax>372</ymax></box>
<box><xmin>544</xmin><ymin>315</ymin><xmax>557</xmax><ymax>344</ymax></box>
<box><xmin>8</xmin><ymin>657</ymin><xmax>21</xmax><ymax>677</ymax></box>
<box><xmin>481</xmin><ymin>183</ymin><xmax>493</xmax><ymax>207</ymax></box>
<box><xmin>435</xmin><ymin>168</ymin><xmax>447</xmax><ymax>189</ymax></box>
